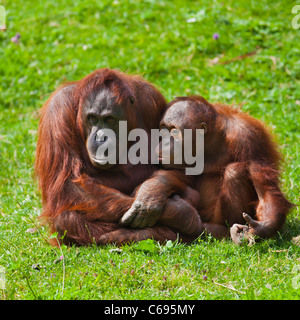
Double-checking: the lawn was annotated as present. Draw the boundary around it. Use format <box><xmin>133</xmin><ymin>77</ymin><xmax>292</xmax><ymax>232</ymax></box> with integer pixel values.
<box><xmin>0</xmin><ymin>0</ymin><xmax>299</xmax><ymax>300</ymax></box>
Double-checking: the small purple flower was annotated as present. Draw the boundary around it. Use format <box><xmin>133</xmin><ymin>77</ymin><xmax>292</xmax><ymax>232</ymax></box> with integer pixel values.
<box><xmin>213</xmin><ymin>33</ymin><xmax>220</xmax><ymax>40</ymax></box>
<box><xmin>54</xmin><ymin>254</ymin><xmax>64</xmax><ymax>264</ymax></box>
<box><xmin>11</xmin><ymin>33</ymin><xmax>21</xmax><ymax>44</ymax></box>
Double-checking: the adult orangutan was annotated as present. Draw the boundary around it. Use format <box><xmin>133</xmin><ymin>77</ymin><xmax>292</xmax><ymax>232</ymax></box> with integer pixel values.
<box><xmin>118</xmin><ymin>96</ymin><xmax>294</xmax><ymax>244</ymax></box>
<box><xmin>35</xmin><ymin>68</ymin><xmax>203</xmax><ymax>246</ymax></box>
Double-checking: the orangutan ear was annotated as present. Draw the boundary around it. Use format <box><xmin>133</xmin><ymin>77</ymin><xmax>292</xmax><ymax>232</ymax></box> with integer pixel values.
<box><xmin>129</xmin><ymin>95</ymin><xmax>135</xmax><ymax>104</ymax></box>
<box><xmin>200</xmin><ymin>122</ymin><xmax>207</xmax><ymax>134</ymax></box>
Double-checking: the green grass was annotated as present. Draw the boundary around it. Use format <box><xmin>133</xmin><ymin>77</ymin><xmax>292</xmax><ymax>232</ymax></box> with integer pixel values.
<box><xmin>0</xmin><ymin>0</ymin><xmax>299</xmax><ymax>300</ymax></box>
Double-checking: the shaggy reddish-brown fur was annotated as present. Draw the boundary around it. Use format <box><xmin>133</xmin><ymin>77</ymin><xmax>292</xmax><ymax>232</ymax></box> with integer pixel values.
<box><xmin>114</xmin><ymin>96</ymin><xmax>294</xmax><ymax>244</ymax></box>
<box><xmin>36</xmin><ymin>68</ymin><xmax>164</xmax><ymax>245</ymax></box>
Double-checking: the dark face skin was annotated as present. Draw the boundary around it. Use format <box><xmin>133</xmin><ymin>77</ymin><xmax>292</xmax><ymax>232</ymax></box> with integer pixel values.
<box><xmin>82</xmin><ymin>88</ymin><xmax>126</xmax><ymax>169</ymax></box>
<box><xmin>158</xmin><ymin>100</ymin><xmax>209</xmax><ymax>169</ymax></box>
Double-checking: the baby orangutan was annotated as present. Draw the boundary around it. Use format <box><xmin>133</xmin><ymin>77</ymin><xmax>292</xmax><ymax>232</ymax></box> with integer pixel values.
<box><xmin>117</xmin><ymin>96</ymin><xmax>293</xmax><ymax>244</ymax></box>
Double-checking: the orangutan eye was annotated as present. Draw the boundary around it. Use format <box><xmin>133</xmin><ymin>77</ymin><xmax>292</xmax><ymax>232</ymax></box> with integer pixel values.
<box><xmin>170</xmin><ymin>128</ymin><xmax>183</xmax><ymax>141</ymax></box>
<box><xmin>88</xmin><ymin>114</ymin><xmax>98</xmax><ymax>125</ymax></box>
<box><xmin>103</xmin><ymin>116</ymin><xmax>115</xmax><ymax>124</ymax></box>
